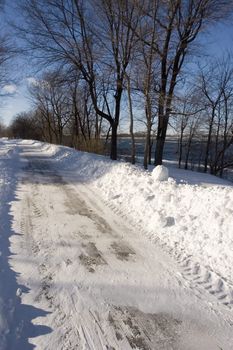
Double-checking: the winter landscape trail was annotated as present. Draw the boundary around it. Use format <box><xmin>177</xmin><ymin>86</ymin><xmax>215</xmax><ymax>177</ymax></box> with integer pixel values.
<box><xmin>1</xmin><ymin>140</ymin><xmax>233</xmax><ymax>349</ymax></box>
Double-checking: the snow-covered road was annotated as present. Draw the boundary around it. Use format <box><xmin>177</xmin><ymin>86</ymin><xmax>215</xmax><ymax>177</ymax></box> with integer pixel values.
<box><xmin>1</xmin><ymin>140</ymin><xmax>233</xmax><ymax>349</ymax></box>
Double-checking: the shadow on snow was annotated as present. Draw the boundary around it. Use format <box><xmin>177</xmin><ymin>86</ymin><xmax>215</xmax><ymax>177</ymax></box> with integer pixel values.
<box><xmin>0</xmin><ymin>143</ymin><xmax>52</xmax><ymax>350</ymax></box>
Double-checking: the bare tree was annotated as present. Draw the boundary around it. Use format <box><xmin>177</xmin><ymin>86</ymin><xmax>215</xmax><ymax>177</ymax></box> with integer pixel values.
<box><xmin>135</xmin><ymin>1</ymin><xmax>159</xmax><ymax>169</ymax></box>
<box><xmin>18</xmin><ymin>0</ymin><xmax>140</xmax><ymax>159</ymax></box>
<box><xmin>135</xmin><ymin>0</ymin><xmax>233</xmax><ymax>165</ymax></box>
<box><xmin>29</xmin><ymin>69</ymin><xmax>105</xmax><ymax>151</ymax></box>
<box><xmin>172</xmin><ymin>90</ymin><xmax>204</xmax><ymax>168</ymax></box>
<box><xmin>10</xmin><ymin>111</ymin><xmax>42</xmax><ymax>140</ymax></box>
<box><xmin>0</xmin><ymin>117</ymin><xmax>6</xmax><ymax>136</ymax></box>
<box><xmin>199</xmin><ymin>57</ymin><xmax>233</xmax><ymax>174</ymax></box>
<box><xmin>0</xmin><ymin>3</ymin><xmax>17</xmax><ymax>113</ymax></box>
<box><xmin>126</xmin><ymin>73</ymin><xmax>136</xmax><ymax>164</ymax></box>
<box><xmin>29</xmin><ymin>72</ymin><xmax>72</xmax><ymax>144</ymax></box>
<box><xmin>15</xmin><ymin>0</ymin><xmax>233</xmax><ymax>170</ymax></box>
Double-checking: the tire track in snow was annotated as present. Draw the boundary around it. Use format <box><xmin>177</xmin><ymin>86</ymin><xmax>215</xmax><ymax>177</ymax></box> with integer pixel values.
<box><xmin>20</xmin><ymin>158</ymin><xmax>183</xmax><ymax>349</ymax></box>
<box><xmin>64</xmin><ymin>170</ymin><xmax>233</xmax><ymax>322</ymax></box>
<box><xmin>99</xmin><ymin>194</ymin><xmax>233</xmax><ymax>317</ymax></box>
<box><xmin>16</xmin><ymin>180</ymin><xmax>83</xmax><ymax>349</ymax></box>
<box><xmin>63</xmin><ymin>175</ymin><xmax>233</xmax><ymax>331</ymax></box>
<box><xmin>177</xmin><ymin>253</ymin><xmax>233</xmax><ymax>310</ymax></box>
<box><xmin>14</xmin><ymin>158</ymin><xmax>135</xmax><ymax>349</ymax></box>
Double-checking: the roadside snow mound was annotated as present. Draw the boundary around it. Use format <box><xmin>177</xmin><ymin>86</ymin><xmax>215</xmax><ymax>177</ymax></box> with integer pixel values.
<box><xmin>152</xmin><ymin>165</ymin><xmax>169</xmax><ymax>181</ymax></box>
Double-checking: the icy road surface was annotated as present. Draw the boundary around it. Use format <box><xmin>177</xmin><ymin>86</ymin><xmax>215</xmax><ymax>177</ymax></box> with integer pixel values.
<box><xmin>1</xmin><ymin>140</ymin><xmax>233</xmax><ymax>349</ymax></box>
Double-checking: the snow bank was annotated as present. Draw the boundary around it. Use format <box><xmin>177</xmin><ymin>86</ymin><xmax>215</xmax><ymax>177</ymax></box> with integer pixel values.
<box><xmin>94</xmin><ymin>162</ymin><xmax>233</xmax><ymax>283</ymax></box>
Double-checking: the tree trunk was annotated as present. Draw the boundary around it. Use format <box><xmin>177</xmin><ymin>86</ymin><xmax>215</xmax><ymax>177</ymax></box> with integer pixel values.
<box><xmin>178</xmin><ymin>126</ymin><xmax>184</xmax><ymax>168</ymax></box>
<box><xmin>214</xmin><ymin>116</ymin><xmax>221</xmax><ymax>174</ymax></box>
<box><xmin>155</xmin><ymin>114</ymin><xmax>168</xmax><ymax>165</ymax></box>
<box><xmin>110</xmin><ymin>122</ymin><xmax>117</xmax><ymax>160</ymax></box>
<box><xmin>144</xmin><ymin>91</ymin><xmax>153</xmax><ymax>168</ymax></box>
<box><xmin>220</xmin><ymin>96</ymin><xmax>229</xmax><ymax>177</ymax></box>
<box><xmin>204</xmin><ymin>110</ymin><xmax>215</xmax><ymax>172</ymax></box>
<box><xmin>143</xmin><ymin>130</ymin><xmax>149</xmax><ymax>169</ymax></box>
<box><xmin>110</xmin><ymin>84</ymin><xmax>122</xmax><ymax>160</ymax></box>
<box><xmin>148</xmin><ymin>137</ymin><xmax>153</xmax><ymax>165</ymax></box>
<box><xmin>126</xmin><ymin>75</ymin><xmax>136</xmax><ymax>164</ymax></box>
<box><xmin>185</xmin><ymin>139</ymin><xmax>192</xmax><ymax>170</ymax></box>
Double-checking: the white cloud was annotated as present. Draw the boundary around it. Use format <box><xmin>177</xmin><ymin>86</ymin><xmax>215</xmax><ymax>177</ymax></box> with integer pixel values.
<box><xmin>2</xmin><ymin>84</ymin><xmax>17</xmax><ymax>94</ymax></box>
<box><xmin>26</xmin><ymin>77</ymin><xmax>38</xmax><ymax>86</ymax></box>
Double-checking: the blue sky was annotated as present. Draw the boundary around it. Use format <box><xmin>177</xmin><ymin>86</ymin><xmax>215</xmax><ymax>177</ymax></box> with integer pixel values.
<box><xmin>0</xmin><ymin>1</ymin><xmax>34</xmax><ymax>125</ymax></box>
<box><xmin>1</xmin><ymin>81</ymin><xmax>32</xmax><ymax>124</ymax></box>
<box><xmin>1</xmin><ymin>5</ymin><xmax>233</xmax><ymax>126</ymax></box>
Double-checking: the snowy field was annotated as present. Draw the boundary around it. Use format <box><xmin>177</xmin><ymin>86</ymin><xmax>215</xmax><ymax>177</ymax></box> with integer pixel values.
<box><xmin>0</xmin><ymin>138</ymin><xmax>233</xmax><ymax>349</ymax></box>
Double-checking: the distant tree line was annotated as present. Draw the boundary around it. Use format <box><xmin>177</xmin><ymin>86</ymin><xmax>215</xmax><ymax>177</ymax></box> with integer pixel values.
<box><xmin>1</xmin><ymin>0</ymin><xmax>233</xmax><ymax>177</ymax></box>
